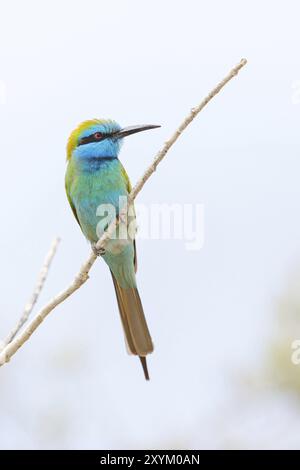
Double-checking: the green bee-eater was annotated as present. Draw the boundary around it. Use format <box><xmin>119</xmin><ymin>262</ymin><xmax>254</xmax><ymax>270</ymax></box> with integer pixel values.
<box><xmin>65</xmin><ymin>119</ymin><xmax>160</xmax><ymax>380</ymax></box>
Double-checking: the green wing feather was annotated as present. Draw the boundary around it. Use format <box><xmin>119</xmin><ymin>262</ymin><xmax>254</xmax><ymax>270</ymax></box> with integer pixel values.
<box><xmin>65</xmin><ymin>163</ymin><xmax>80</xmax><ymax>226</ymax></box>
<box><xmin>120</xmin><ymin>163</ymin><xmax>138</xmax><ymax>272</ymax></box>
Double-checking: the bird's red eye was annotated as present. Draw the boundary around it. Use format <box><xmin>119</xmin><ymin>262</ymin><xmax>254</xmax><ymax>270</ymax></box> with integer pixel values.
<box><xmin>94</xmin><ymin>132</ymin><xmax>103</xmax><ymax>140</ymax></box>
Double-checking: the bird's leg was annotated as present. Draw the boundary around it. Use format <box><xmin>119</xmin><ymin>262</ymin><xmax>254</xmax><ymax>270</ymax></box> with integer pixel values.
<box><xmin>92</xmin><ymin>243</ymin><xmax>106</xmax><ymax>257</ymax></box>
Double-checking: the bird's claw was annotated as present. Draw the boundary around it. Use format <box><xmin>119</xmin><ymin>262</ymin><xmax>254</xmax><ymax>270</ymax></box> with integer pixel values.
<box><xmin>92</xmin><ymin>244</ymin><xmax>106</xmax><ymax>257</ymax></box>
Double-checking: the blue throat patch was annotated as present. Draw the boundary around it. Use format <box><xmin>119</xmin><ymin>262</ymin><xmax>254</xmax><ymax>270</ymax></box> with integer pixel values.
<box><xmin>77</xmin><ymin>155</ymin><xmax>118</xmax><ymax>173</ymax></box>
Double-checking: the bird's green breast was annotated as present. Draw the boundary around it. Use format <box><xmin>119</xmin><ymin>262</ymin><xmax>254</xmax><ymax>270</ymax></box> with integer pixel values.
<box><xmin>65</xmin><ymin>158</ymin><xmax>130</xmax><ymax>243</ymax></box>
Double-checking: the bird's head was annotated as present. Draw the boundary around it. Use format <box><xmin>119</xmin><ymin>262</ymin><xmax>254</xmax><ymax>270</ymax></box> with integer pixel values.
<box><xmin>67</xmin><ymin>119</ymin><xmax>160</xmax><ymax>161</ymax></box>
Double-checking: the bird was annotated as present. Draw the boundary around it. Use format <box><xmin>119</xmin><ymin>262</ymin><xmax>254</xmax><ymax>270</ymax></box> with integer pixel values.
<box><xmin>65</xmin><ymin>119</ymin><xmax>160</xmax><ymax>380</ymax></box>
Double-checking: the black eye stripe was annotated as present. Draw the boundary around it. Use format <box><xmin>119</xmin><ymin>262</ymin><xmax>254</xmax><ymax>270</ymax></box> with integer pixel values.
<box><xmin>78</xmin><ymin>132</ymin><xmax>108</xmax><ymax>146</ymax></box>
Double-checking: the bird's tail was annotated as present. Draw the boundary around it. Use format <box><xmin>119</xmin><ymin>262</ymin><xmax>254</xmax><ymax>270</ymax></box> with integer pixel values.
<box><xmin>111</xmin><ymin>272</ymin><xmax>154</xmax><ymax>380</ymax></box>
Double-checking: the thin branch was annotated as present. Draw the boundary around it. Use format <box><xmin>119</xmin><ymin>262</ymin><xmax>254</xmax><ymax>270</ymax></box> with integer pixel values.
<box><xmin>0</xmin><ymin>58</ymin><xmax>247</xmax><ymax>367</ymax></box>
<box><xmin>0</xmin><ymin>237</ymin><xmax>60</xmax><ymax>352</ymax></box>
<box><xmin>129</xmin><ymin>58</ymin><xmax>248</xmax><ymax>202</ymax></box>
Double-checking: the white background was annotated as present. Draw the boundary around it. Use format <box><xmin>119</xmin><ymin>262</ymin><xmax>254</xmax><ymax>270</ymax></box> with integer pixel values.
<box><xmin>0</xmin><ymin>0</ymin><xmax>300</xmax><ymax>449</ymax></box>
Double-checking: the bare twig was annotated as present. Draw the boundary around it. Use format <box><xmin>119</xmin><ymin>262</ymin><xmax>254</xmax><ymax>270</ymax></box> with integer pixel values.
<box><xmin>129</xmin><ymin>58</ymin><xmax>248</xmax><ymax>202</ymax></box>
<box><xmin>0</xmin><ymin>237</ymin><xmax>60</xmax><ymax>352</ymax></box>
<box><xmin>0</xmin><ymin>58</ymin><xmax>247</xmax><ymax>367</ymax></box>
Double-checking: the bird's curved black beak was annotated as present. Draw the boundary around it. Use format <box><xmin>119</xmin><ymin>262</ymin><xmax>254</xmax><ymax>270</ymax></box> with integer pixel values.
<box><xmin>114</xmin><ymin>124</ymin><xmax>161</xmax><ymax>139</ymax></box>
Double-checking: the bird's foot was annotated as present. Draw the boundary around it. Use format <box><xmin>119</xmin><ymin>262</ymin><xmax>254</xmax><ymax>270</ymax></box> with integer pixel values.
<box><xmin>92</xmin><ymin>243</ymin><xmax>106</xmax><ymax>257</ymax></box>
